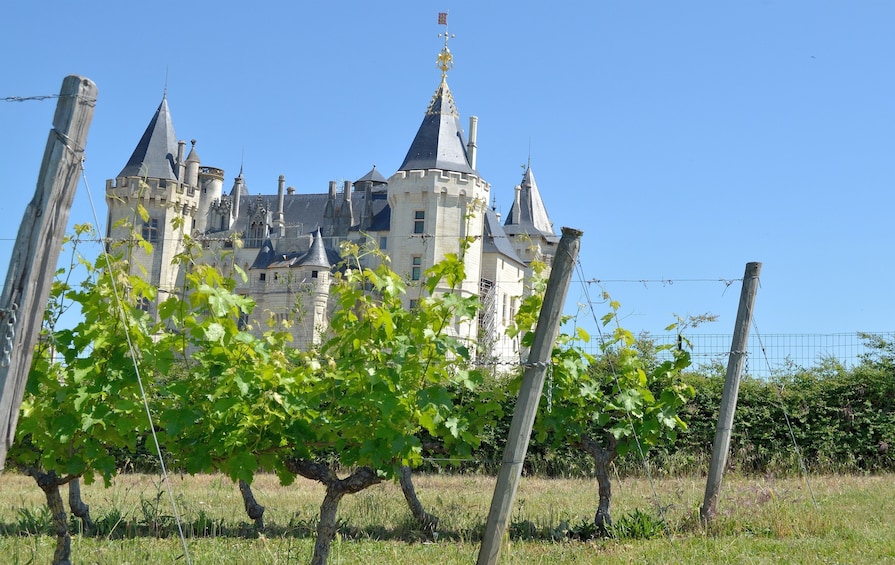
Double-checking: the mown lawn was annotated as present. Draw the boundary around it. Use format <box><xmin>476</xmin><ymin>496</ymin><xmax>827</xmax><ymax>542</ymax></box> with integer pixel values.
<box><xmin>0</xmin><ymin>472</ymin><xmax>892</xmax><ymax>563</ymax></box>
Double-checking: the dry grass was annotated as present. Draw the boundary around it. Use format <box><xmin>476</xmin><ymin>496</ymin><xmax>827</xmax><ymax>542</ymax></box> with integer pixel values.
<box><xmin>0</xmin><ymin>471</ymin><xmax>893</xmax><ymax>563</ymax></box>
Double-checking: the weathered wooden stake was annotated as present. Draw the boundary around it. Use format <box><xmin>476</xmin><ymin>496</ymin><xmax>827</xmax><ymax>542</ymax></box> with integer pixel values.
<box><xmin>0</xmin><ymin>76</ymin><xmax>98</xmax><ymax>473</ymax></box>
<box><xmin>700</xmin><ymin>261</ymin><xmax>762</xmax><ymax>522</ymax></box>
<box><xmin>477</xmin><ymin>226</ymin><xmax>583</xmax><ymax>565</ymax></box>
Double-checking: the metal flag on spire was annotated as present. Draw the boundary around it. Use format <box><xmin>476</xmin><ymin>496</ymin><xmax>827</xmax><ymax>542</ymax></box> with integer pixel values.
<box><xmin>437</xmin><ymin>12</ymin><xmax>455</xmax><ymax>79</ymax></box>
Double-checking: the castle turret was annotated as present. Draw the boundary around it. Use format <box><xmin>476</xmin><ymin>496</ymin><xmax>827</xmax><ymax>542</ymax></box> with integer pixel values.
<box><xmin>387</xmin><ymin>31</ymin><xmax>489</xmax><ymax>342</ymax></box>
<box><xmin>355</xmin><ymin>165</ymin><xmax>388</xmax><ymax>231</ymax></box>
<box><xmin>503</xmin><ymin>164</ymin><xmax>559</xmax><ymax>270</ymax></box>
<box><xmin>185</xmin><ymin>139</ymin><xmax>201</xmax><ymax>187</ymax></box>
<box><xmin>230</xmin><ymin>168</ymin><xmax>246</xmax><ymax>223</ymax></box>
<box><xmin>105</xmin><ymin>95</ymin><xmax>201</xmax><ymax>304</ymax></box>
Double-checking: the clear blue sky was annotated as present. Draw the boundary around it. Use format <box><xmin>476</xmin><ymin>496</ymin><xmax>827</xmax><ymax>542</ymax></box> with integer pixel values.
<box><xmin>2</xmin><ymin>1</ymin><xmax>893</xmax><ymax>339</ymax></box>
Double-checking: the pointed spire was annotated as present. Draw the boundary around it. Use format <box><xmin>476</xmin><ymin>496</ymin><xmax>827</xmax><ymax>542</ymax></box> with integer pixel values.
<box><xmin>118</xmin><ymin>97</ymin><xmax>179</xmax><ymax>180</ymax></box>
<box><xmin>299</xmin><ymin>229</ymin><xmax>331</xmax><ymax>269</ymax></box>
<box><xmin>185</xmin><ymin>139</ymin><xmax>200</xmax><ymax>164</ymax></box>
<box><xmin>398</xmin><ymin>18</ymin><xmax>474</xmax><ymax>174</ymax></box>
<box><xmin>504</xmin><ymin>165</ymin><xmax>555</xmax><ymax>236</ymax></box>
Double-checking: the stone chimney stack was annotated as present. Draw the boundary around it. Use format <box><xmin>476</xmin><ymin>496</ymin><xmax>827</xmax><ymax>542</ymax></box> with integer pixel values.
<box><xmin>467</xmin><ymin>116</ymin><xmax>478</xmax><ymax>170</ymax></box>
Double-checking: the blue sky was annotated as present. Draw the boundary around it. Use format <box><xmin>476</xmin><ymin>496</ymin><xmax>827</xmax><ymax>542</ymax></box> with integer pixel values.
<box><xmin>2</xmin><ymin>1</ymin><xmax>893</xmax><ymax>339</ymax></box>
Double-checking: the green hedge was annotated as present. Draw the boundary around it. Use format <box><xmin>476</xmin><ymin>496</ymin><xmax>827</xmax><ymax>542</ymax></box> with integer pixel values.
<box><xmin>457</xmin><ymin>338</ymin><xmax>895</xmax><ymax>478</ymax></box>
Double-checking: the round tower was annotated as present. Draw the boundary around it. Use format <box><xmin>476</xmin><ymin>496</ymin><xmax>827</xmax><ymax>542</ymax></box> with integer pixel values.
<box><xmin>386</xmin><ymin>32</ymin><xmax>489</xmax><ymax>345</ymax></box>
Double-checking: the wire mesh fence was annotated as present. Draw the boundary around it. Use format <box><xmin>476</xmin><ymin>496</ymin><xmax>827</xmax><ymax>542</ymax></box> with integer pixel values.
<box><xmin>623</xmin><ymin>332</ymin><xmax>895</xmax><ymax>378</ymax></box>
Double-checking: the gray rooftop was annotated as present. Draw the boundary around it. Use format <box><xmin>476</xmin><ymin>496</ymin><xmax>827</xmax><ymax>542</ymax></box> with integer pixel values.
<box><xmin>504</xmin><ymin>166</ymin><xmax>557</xmax><ymax>241</ymax></box>
<box><xmin>398</xmin><ymin>79</ymin><xmax>475</xmax><ymax>175</ymax></box>
<box><xmin>483</xmin><ymin>208</ymin><xmax>525</xmax><ymax>266</ymax></box>
<box><xmin>222</xmin><ymin>190</ymin><xmax>390</xmax><ymax>239</ymax></box>
<box><xmin>118</xmin><ymin>97</ymin><xmax>178</xmax><ymax>180</ymax></box>
<box><xmin>355</xmin><ymin>165</ymin><xmax>388</xmax><ymax>185</ymax></box>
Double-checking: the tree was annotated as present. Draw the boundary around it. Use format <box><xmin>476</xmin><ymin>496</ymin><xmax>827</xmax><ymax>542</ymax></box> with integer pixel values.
<box><xmin>155</xmin><ymin>240</ymin><xmax>493</xmax><ymax>564</ymax></box>
<box><xmin>517</xmin><ymin>285</ymin><xmax>694</xmax><ymax>532</ymax></box>
<box><xmin>9</xmin><ymin>225</ymin><xmax>164</xmax><ymax>564</ymax></box>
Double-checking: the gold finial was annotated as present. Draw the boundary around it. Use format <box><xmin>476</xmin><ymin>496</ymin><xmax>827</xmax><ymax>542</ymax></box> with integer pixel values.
<box><xmin>437</xmin><ymin>12</ymin><xmax>455</xmax><ymax>80</ymax></box>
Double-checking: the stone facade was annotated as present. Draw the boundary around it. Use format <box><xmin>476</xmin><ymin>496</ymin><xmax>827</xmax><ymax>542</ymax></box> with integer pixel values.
<box><xmin>105</xmin><ymin>59</ymin><xmax>558</xmax><ymax>362</ymax></box>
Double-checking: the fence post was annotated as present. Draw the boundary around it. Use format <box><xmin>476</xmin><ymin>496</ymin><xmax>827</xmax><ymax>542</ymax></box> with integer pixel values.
<box><xmin>0</xmin><ymin>76</ymin><xmax>98</xmax><ymax>473</ymax></box>
<box><xmin>700</xmin><ymin>261</ymin><xmax>762</xmax><ymax>522</ymax></box>
<box><xmin>477</xmin><ymin>227</ymin><xmax>583</xmax><ymax>565</ymax></box>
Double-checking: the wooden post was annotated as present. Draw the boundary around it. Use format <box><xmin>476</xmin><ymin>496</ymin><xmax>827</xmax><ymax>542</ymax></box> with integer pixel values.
<box><xmin>0</xmin><ymin>76</ymin><xmax>98</xmax><ymax>473</ymax></box>
<box><xmin>477</xmin><ymin>227</ymin><xmax>582</xmax><ymax>565</ymax></box>
<box><xmin>700</xmin><ymin>261</ymin><xmax>762</xmax><ymax>522</ymax></box>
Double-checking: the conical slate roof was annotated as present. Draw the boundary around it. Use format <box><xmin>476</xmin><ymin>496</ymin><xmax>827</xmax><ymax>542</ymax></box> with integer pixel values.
<box><xmin>297</xmin><ymin>229</ymin><xmax>331</xmax><ymax>269</ymax></box>
<box><xmin>504</xmin><ymin>166</ymin><xmax>555</xmax><ymax>238</ymax></box>
<box><xmin>118</xmin><ymin>97</ymin><xmax>178</xmax><ymax>180</ymax></box>
<box><xmin>355</xmin><ymin>165</ymin><xmax>388</xmax><ymax>185</ymax></box>
<box><xmin>398</xmin><ymin>79</ymin><xmax>474</xmax><ymax>174</ymax></box>
<box><xmin>250</xmin><ymin>238</ymin><xmax>278</xmax><ymax>269</ymax></box>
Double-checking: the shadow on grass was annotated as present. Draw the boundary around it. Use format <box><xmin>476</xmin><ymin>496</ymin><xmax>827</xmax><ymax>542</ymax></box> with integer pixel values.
<box><xmin>0</xmin><ymin>505</ymin><xmax>666</xmax><ymax>544</ymax></box>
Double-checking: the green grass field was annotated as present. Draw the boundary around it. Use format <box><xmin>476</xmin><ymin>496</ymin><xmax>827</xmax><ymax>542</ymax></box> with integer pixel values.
<box><xmin>0</xmin><ymin>472</ymin><xmax>892</xmax><ymax>563</ymax></box>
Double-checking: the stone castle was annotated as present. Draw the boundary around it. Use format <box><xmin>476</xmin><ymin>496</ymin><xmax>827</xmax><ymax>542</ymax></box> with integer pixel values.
<box><xmin>104</xmin><ymin>34</ymin><xmax>558</xmax><ymax>361</ymax></box>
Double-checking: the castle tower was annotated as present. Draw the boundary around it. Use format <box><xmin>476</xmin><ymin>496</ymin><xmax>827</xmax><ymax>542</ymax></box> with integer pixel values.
<box><xmin>503</xmin><ymin>164</ymin><xmax>559</xmax><ymax>278</ymax></box>
<box><xmin>387</xmin><ymin>28</ymin><xmax>490</xmax><ymax>345</ymax></box>
<box><xmin>105</xmin><ymin>95</ymin><xmax>201</xmax><ymax>310</ymax></box>
<box><xmin>247</xmin><ymin>229</ymin><xmax>332</xmax><ymax>347</ymax></box>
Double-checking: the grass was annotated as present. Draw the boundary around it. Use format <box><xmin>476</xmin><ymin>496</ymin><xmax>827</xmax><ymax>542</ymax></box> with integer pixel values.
<box><xmin>0</xmin><ymin>472</ymin><xmax>893</xmax><ymax>563</ymax></box>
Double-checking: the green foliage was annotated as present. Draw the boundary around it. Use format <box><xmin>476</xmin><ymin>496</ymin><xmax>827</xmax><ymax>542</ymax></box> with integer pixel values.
<box><xmin>151</xmin><ymin>239</ymin><xmax>495</xmax><ymax>485</ymax></box>
<box><xmin>644</xmin><ymin>333</ymin><xmax>895</xmax><ymax>475</ymax></box>
<box><xmin>11</xmin><ymin>231</ymin><xmax>158</xmax><ymax>486</ymax></box>
<box><xmin>610</xmin><ymin>508</ymin><xmax>666</xmax><ymax>540</ymax></box>
<box><xmin>513</xmin><ymin>283</ymin><xmax>694</xmax><ymax>460</ymax></box>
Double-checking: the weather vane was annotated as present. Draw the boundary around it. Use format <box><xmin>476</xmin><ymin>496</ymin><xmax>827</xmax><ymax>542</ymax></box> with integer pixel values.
<box><xmin>437</xmin><ymin>12</ymin><xmax>455</xmax><ymax>80</ymax></box>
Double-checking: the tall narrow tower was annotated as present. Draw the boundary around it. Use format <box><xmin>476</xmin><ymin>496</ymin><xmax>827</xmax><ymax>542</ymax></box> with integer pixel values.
<box><xmin>105</xmin><ymin>96</ymin><xmax>201</xmax><ymax>310</ymax></box>
<box><xmin>387</xmin><ymin>17</ymin><xmax>490</xmax><ymax>341</ymax></box>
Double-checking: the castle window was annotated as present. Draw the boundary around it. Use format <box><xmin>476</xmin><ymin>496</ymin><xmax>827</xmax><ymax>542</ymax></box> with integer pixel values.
<box><xmin>141</xmin><ymin>219</ymin><xmax>159</xmax><ymax>244</ymax></box>
<box><xmin>379</xmin><ymin>236</ymin><xmax>387</xmax><ymax>250</ymax></box>
<box><xmin>413</xmin><ymin>210</ymin><xmax>425</xmax><ymax>234</ymax></box>
<box><xmin>311</xmin><ymin>270</ymin><xmax>319</xmax><ymax>279</ymax></box>
<box><xmin>411</xmin><ymin>256</ymin><xmax>422</xmax><ymax>281</ymax></box>
<box><xmin>136</xmin><ymin>295</ymin><xmax>150</xmax><ymax>313</ymax></box>
<box><xmin>409</xmin><ymin>299</ymin><xmax>419</xmax><ymax>310</ymax></box>
<box><xmin>260</xmin><ymin>273</ymin><xmax>266</xmax><ymax>282</ymax></box>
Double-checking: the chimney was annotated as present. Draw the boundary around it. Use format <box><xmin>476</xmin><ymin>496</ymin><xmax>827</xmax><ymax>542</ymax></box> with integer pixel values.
<box><xmin>324</xmin><ymin>180</ymin><xmax>337</xmax><ymax>220</ymax></box>
<box><xmin>467</xmin><ymin>116</ymin><xmax>478</xmax><ymax>170</ymax></box>
<box><xmin>277</xmin><ymin>175</ymin><xmax>286</xmax><ymax>237</ymax></box>
<box><xmin>342</xmin><ymin>180</ymin><xmax>353</xmax><ymax>219</ymax></box>
<box><xmin>176</xmin><ymin>140</ymin><xmax>186</xmax><ymax>180</ymax></box>
<box><xmin>287</xmin><ymin>186</ymin><xmax>295</xmax><ymax>195</ymax></box>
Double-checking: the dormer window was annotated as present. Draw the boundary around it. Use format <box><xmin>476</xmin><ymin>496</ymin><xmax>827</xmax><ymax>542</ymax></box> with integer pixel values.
<box><xmin>246</xmin><ymin>221</ymin><xmax>266</xmax><ymax>248</ymax></box>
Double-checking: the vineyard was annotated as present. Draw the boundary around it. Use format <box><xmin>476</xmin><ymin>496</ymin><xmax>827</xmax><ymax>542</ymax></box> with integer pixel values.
<box><xmin>0</xmin><ymin>224</ymin><xmax>891</xmax><ymax>564</ymax></box>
